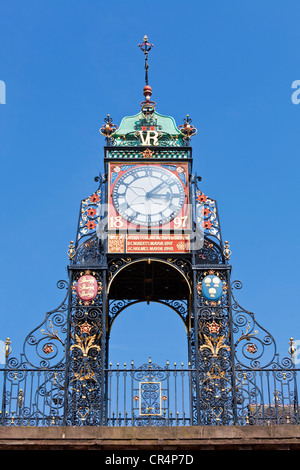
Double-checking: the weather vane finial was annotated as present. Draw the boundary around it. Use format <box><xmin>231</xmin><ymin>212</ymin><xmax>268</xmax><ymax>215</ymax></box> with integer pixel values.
<box><xmin>138</xmin><ymin>35</ymin><xmax>153</xmax><ymax>86</ymax></box>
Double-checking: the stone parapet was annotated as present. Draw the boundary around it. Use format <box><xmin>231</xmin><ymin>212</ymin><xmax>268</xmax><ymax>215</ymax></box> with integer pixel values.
<box><xmin>0</xmin><ymin>425</ymin><xmax>299</xmax><ymax>450</ymax></box>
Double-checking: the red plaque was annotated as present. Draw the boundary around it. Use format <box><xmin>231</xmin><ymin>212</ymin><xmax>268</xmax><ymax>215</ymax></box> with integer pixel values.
<box><xmin>126</xmin><ymin>234</ymin><xmax>190</xmax><ymax>253</ymax></box>
<box><xmin>76</xmin><ymin>275</ymin><xmax>98</xmax><ymax>301</ymax></box>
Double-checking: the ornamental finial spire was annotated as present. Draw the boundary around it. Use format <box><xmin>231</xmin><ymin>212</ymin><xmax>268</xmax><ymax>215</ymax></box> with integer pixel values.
<box><xmin>138</xmin><ymin>36</ymin><xmax>156</xmax><ymax>115</ymax></box>
<box><xmin>138</xmin><ymin>35</ymin><xmax>153</xmax><ymax>86</ymax></box>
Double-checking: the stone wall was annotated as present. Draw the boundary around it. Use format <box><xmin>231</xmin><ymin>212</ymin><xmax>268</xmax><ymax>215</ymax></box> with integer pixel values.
<box><xmin>0</xmin><ymin>425</ymin><xmax>299</xmax><ymax>450</ymax></box>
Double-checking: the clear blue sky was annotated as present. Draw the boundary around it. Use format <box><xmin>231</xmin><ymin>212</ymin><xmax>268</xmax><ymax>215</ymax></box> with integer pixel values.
<box><xmin>0</xmin><ymin>0</ymin><xmax>299</xmax><ymax>367</ymax></box>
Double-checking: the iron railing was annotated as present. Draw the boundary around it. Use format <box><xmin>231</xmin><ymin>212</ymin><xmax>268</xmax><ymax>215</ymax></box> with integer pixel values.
<box><xmin>0</xmin><ymin>362</ymin><xmax>299</xmax><ymax>426</ymax></box>
<box><xmin>105</xmin><ymin>362</ymin><xmax>193</xmax><ymax>426</ymax></box>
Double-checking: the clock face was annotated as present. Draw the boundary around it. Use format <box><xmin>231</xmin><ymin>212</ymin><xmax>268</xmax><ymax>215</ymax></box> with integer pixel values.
<box><xmin>111</xmin><ymin>165</ymin><xmax>185</xmax><ymax>226</ymax></box>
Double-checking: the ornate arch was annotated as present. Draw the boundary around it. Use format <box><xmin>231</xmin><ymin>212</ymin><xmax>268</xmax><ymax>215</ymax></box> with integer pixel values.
<box><xmin>107</xmin><ymin>298</ymin><xmax>190</xmax><ymax>334</ymax></box>
<box><xmin>107</xmin><ymin>257</ymin><xmax>192</xmax><ymax>295</ymax></box>
<box><xmin>107</xmin><ymin>257</ymin><xmax>192</xmax><ymax>334</ymax></box>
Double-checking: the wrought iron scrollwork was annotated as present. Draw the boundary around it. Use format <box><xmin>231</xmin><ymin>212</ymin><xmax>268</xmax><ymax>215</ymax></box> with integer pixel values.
<box><xmin>19</xmin><ymin>279</ymin><xmax>69</xmax><ymax>369</ymax></box>
<box><xmin>228</xmin><ymin>279</ymin><xmax>299</xmax><ymax>425</ymax></box>
<box><xmin>198</xmin><ymin>238</ymin><xmax>225</xmax><ymax>265</ymax></box>
<box><xmin>1</xmin><ymin>280</ymin><xmax>69</xmax><ymax>425</ymax></box>
<box><xmin>74</xmin><ymin>235</ymin><xmax>102</xmax><ymax>266</ymax></box>
<box><xmin>232</xmin><ymin>280</ymin><xmax>278</xmax><ymax>369</ymax></box>
<box><xmin>108</xmin><ymin>298</ymin><xmax>189</xmax><ymax>333</ymax></box>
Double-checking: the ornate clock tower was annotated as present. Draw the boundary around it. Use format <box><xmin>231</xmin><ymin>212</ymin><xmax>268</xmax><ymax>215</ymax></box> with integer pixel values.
<box><xmin>2</xmin><ymin>36</ymin><xmax>297</xmax><ymax>429</ymax></box>
<box><xmin>65</xmin><ymin>36</ymin><xmax>235</xmax><ymax>425</ymax></box>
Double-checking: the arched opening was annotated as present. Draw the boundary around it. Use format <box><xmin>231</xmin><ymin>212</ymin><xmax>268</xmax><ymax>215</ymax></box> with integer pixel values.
<box><xmin>107</xmin><ymin>258</ymin><xmax>192</xmax><ymax>366</ymax></box>
<box><xmin>108</xmin><ymin>301</ymin><xmax>189</xmax><ymax>367</ymax></box>
<box><xmin>105</xmin><ymin>259</ymin><xmax>193</xmax><ymax>425</ymax></box>
<box><xmin>108</xmin><ymin>258</ymin><xmax>191</xmax><ymax>302</ymax></box>
<box><xmin>106</xmin><ymin>301</ymin><xmax>192</xmax><ymax>426</ymax></box>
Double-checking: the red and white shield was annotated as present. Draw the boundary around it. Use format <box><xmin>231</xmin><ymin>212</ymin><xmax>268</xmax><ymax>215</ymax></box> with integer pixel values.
<box><xmin>76</xmin><ymin>275</ymin><xmax>98</xmax><ymax>301</ymax></box>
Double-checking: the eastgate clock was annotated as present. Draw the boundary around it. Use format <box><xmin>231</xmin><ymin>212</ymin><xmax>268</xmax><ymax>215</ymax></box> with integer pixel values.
<box><xmin>108</xmin><ymin>163</ymin><xmax>190</xmax><ymax>230</ymax></box>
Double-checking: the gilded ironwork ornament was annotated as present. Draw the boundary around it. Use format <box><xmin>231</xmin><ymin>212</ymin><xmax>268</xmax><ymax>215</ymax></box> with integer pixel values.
<box><xmin>178</xmin><ymin>115</ymin><xmax>197</xmax><ymax>141</ymax></box>
<box><xmin>4</xmin><ymin>337</ymin><xmax>11</xmax><ymax>358</ymax></box>
<box><xmin>99</xmin><ymin>114</ymin><xmax>118</xmax><ymax>144</ymax></box>
<box><xmin>70</xmin><ymin>332</ymin><xmax>102</xmax><ymax>357</ymax></box>
<box><xmin>199</xmin><ymin>333</ymin><xmax>230</xmax><ymax>357</ymax></box>
<box><xmin>223</xmin><ymin>241</ymin><xmax>231</xmax><ymax>260</ymax></box>
<box><xmin>289</xmin><ymin>338</ymin><xmax>297</xmax><ymax>358</ymax></box>
<box><xmin>67</xmin><ymin>240</ymin><xmax>75</xmax><ymax>260</ymax></box>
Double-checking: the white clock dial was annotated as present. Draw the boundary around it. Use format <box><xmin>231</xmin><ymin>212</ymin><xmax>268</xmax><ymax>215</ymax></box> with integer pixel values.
<box><xmin>112</xmin><ymin>166</ymin><xmax>185</xmax><ymax>226</ymax></box>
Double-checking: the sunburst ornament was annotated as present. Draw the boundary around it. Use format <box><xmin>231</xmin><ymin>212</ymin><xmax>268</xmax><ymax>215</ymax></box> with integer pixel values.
<box><xmin>141</xmin><ymin>148</ymin><xmax>154</xmax><ymax>158</ymax></box>
<box><xmin>79</xmin><ymin>321</ymin><xmax>93</xmax><ymax>335</ymax></box>
<box><xmin>207</xmin><ymin>320</ymin><xmax>221</xmax><ymax>335</ymax></box>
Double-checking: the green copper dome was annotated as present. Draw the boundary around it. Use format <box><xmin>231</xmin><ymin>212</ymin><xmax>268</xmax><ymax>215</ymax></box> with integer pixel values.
<box><xmin>110</xmin><ymin>111</ymin><xmax>185</xmax><ymax>147</ymax></box>
<box><xmin>115</xmin><ymin>111</ymin><xmax>181</xmax><ymax>136</ymax></box>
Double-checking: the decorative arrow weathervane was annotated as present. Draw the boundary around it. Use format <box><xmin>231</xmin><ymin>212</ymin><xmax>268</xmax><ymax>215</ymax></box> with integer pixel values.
<box><xmin>138</xmin><ymin>35</ymin><xmax>153</xmax><ymax>86</ymax></box>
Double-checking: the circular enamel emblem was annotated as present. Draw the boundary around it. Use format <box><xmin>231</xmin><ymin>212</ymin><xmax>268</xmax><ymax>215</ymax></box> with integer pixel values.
<box><xmin>76</xmin><ymin>275</ymin><xmax>98</xmax><ymax>301</ymax></box>
<box><xmin>201</xmin><ymin>275</ymin><xmax>223</xmax><ymax>301</ymax></box>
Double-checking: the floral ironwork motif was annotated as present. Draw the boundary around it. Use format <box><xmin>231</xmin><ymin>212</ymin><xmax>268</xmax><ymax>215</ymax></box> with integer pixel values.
<box><xmin>196</xmin><ymin>191</ymin><xmax>222</xmax><ymax>241</ymax></box>
<box><xmin>77</xmin><ymin>190</ymin><xmax>101</xmax><ymax>242</ymax></box>
<box><xmin>70</xmin><ymin>333</ymin><xmax>102</xmax><ymax>358</ymax></box>
<box><xmin>199</xmin><ymin>333</ymin><xmax>230</xmax><ymax>358</ymax></box>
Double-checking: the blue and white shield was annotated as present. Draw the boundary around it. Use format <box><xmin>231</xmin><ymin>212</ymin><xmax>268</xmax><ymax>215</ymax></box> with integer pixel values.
<box><xmin>202</xmin><ymin>275</ymin><xmax>223</xmax><ymax>300</ymax></box>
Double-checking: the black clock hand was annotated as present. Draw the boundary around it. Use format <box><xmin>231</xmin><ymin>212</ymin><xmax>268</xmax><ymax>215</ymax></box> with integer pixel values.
<box><xmin>128</xmin><ymin>185</ymin><xmax>147</xmax><ymax>195</ymax></box>
<box><xmin>126</xmin><ymin>186</ymin><xmax>147</xmax><ymax>203</ymax></box>
<box><xmin>148</xmin><ymin>193</ymin><xmax>171</xmax><ymax>200</ymax></box>
<box><xmin>146</xmin><ymin>179</ymin><xmax>172</xmax><ymax>197</ymax></box>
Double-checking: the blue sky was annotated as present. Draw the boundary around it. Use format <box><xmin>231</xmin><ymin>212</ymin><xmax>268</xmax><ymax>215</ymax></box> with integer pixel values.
<box><xmin>0</xmin><ymin>0</ymin><xmax>299</xmax><ymax>367</ymax></box>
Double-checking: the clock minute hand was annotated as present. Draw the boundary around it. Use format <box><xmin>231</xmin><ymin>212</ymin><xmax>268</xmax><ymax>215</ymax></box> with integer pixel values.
<box><xmin>148</xmin><ymin>193</ymin><xmax>171</xmax><ymax>200</ymax></box>
<box><xmin>146</xmin><ymin>179</ymin><xmax>171</xmax><ymax>197</ymax></box>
